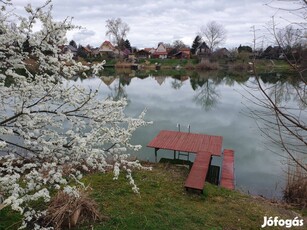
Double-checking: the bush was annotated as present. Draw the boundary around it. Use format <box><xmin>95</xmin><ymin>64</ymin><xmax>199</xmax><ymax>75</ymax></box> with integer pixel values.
<box><xmin>284</xmin><ymin>162</ymin><xmax>307</xmax><ymax>208</ymax></box>
<box><xmin>195</xmin><ymin>59</ymin><xmax>219</xmax><ymax>70</ymax></box>
<box><xmin>43</xmin><ymin>189</ymin><xmax>107</xmax><ymax>229</ymax></box>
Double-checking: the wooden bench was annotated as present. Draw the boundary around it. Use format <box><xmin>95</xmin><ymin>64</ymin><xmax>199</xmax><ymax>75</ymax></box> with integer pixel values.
<box><xmin>184</xmin><ymin>151</ymin><xmax>211</xmax><ymax>193</ymax></box>
<box><xmin>220</xmin><ymin>149</ymin><xmax>235</xmax><ymax>190</ymax></box>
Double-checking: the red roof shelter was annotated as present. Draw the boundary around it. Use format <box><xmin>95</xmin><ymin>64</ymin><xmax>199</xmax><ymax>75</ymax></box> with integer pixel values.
<box><xmin>147</xmin><ymin>130</ymin><xmax>223</xmax><ymax>158</ymax></box>
<box><xmin>147</xmin><ymin>130</ymin><xmax>234</xmax><ymax>193</ymax></box>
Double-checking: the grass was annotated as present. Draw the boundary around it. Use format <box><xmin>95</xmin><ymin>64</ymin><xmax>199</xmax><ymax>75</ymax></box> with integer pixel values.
<box><xmin>145</xmin><ymin>58</ymin><xmax>191</xmax><ymax>66</ymax></box>
<box><xmin>0</xmin><ymin>207</ymin><xmax>23</xmax><ymax>229</ymax></box>
<box><xmin>80</xmin><ymin>163</ymin><xmax>306</xmax><ymax>230</ymax></box>
<box><xmin>253</xmin><ymin>59</ymin><xmax>291</xmax><ymax>73</ymax></box>
<box><xmin>1</xmin><ymin>163</ymin><xmax>306</xmax><ymax>229</ymax></box>
<box><xmin>111</xmin><ymin>58</ymin><xmax>292</xmax><ymax>75</ymax></box>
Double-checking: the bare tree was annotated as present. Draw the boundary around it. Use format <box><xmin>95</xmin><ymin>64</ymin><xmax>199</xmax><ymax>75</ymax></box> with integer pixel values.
<box><xmin>199</xmin><ymin>21</ymin><xmax>227</xmax><ymax>52</ymax></box>
<box><xmin>172</xmin><ymin>40</ymin><xmax>188</xmax><ymax>49</ymax></box>
<box><xmin>277</xmin><ymin>25</ymin><xmax>303</xmax><ymax>48</ymax></box>
<box><xmin>105</xmin><ymin>18</ymin><xmax>130</xmax><ymax>52</ymax></box>
<box><xmin>246</xmin><ymin>1</ymin><xmax>307</xmax><ymax>173</ymax></box>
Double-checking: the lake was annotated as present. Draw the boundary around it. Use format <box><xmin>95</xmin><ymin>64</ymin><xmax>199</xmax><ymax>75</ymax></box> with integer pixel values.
<box><xmin>71</xmin><ymin>70</ymin><xmax>297</xmax><ymax>199</ymax></box>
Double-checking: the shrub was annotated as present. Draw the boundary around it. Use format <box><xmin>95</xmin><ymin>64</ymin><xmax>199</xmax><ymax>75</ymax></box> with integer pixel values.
<box><xmin>43</xmin><ymin>189</ymin><xmax>107</xmax><ymax>229</ymax></box>
<box><xmin>196</xmin><ymin>59</ymin><xmax>219</xmax><ymax>70</ymax></box>
<box><xmin>284</xmin><ymin>162</ymin><xmax>307</xmax><ymax>208</ymax></box>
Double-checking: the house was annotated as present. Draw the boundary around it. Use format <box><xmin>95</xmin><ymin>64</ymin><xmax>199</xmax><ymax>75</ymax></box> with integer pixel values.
<box><xmin>152</xmin><ymin>42</ymin><xmax>168</xmax><ymax>59</ymax></box>
<box><xmin>122</xmin><ymin>48</ymin><xmax>131</xmax><ymax>58</ymax></box>
<box><xmin>213</xmin><ymin>48</ymin><xmax>230</xmax><ymax>58</ymax></box>
<box><xmin>171</xmin><ymin>48</ymin><xmax>191</xmax><ymax>59</ymax></box>
<box><xmin>99</xmin><ymin>40</ymin><xmax>116</xmax><ymax>58</ymax></box>
<box><xmin>91</xmin><ymin>48</ymin><xmax>100</xmax><ymax>57</ymax></box>
<box><xmin>99</xmin><ymin>40</ymin><xmax>115</xmax><ymax>52</ymax></box>
<box><xmin>180</xmin><ymin>48</ymin><xmax>191</xmax><ymax>59</ymax></box>
<box><xmin>77</xmin><ymin>45</ymin><xmax>93</xmax><ymax>58</ymax></box>
<box><xmin>135</xmin><ymin>49</ymin><xmax>150</xmax><ymax>59</ymax></box>
<box><xmin>63</xmin><ymin>45</ymin><xmax>78</xmax><ymax>57</ymax></box>
<box><xmin>262</xmin><ymin>46</ymin><xmax>283</xmax><ymax>59</ymax></box>
<box><xmin>144</xmin><ymin>47</ymin><xmax>155</xmax><ymax>55</ymax></box>
<box><xmin>195</xmin><ymin>42</ymin><xmax>210</xmax><ymax>56</ymax></box>
<box><xmin>82</xmin><ymin>46</ymin><xmax>93</xmax><ymax>56</ymax></box>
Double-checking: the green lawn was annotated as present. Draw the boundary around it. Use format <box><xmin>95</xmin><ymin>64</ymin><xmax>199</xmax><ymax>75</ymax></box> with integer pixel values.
<box><xmin>81</xmin><ymin>163</ymin><xmax>306</xmax><ymax>230</ymax></box>
<box><xmin>1</xmin><ymin>163</ymin><xmax>306</xmax><ymax>229</ymax></box>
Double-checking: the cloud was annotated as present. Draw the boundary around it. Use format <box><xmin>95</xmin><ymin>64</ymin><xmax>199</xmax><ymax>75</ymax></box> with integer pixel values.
<box><xmin>10</xmin><ymin>0</ymin><xmax>303</xmax><ymax>49</ymax></box>
<box><xmin>71</xmin><ymin>29</ymin><xmax>96</xmax><ymax>46</ymax></box>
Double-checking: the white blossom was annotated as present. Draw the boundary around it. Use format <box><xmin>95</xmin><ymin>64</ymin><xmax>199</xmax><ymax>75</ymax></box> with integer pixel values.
<box><xmin>0</xmin><ymin>141</ymin><xmax>7</xmax><ymax>148</ymax></box>
<box><xmin>0</xmin><ymin>1</ymin><xmax>151</xmax><ymax>229</ymax></box>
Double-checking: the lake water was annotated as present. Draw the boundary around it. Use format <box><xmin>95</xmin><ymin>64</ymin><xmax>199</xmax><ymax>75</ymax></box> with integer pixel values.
<box><xmin>72</xmin><ymin>70</ymin><xmax>294</xmax><ymax>199</ymax></box>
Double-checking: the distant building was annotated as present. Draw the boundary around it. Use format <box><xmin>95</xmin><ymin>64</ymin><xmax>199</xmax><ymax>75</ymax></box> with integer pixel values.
<box><xmin>99</xmin><ymin>40</ymin><xmax>116</xmax><ymax>58</ymax></box>
<box><xmin>195</xmin><ymin>42</ymin><xmax>210</xmax><ymax>56</ymax></box>
<box><xmin>135</xmin><ymin>49</ymin><xmax>151</xmax><ymax>59</ymax></box>
<box><xmin>82</xmin><ymin>46</ymin><xmax>93</xmax><ymax>56</ymax></box>
<box><xmin>152</xmin><ymin>42</ymin><xmax>168</xmax><ymax>59</ymax></box>
<box><xmin>262</xmin><ymin>46</ymin><xmax>283</xmax><ymax>59</ymax></box>
<box><xmin>63</xmin><ymin>45</ymin><xmax>78</xmax><ymax>57</ymax></box>
<box><xmin>172</xmin><ymin>48</ymin><xmax>191</xmax><ymax>59</ymax></box>
<box><xmin>91</xmin><ymin>48</ymin><xmax>100</xmax><ymax>57</ymax></box>
<box><xmin>144</xmin><ymin>47</ymin><xmax>155</xmax><ymax>55</ymax></box>
<box><xmin>213</xmin><ymin>48</ymin><xmax>230</xmax><ymax>58</ymax></box>
<box><xmin>99</xmin><ymin>40</ymin><xmax>115</xmax><ymax>52</ymax></box>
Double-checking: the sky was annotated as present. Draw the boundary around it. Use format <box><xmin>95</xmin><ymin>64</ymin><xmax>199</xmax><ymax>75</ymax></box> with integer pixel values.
<box><xmin>11</xmin><ymin>0</ymin><xmax>304</xmax><ymax>49</ymax></box>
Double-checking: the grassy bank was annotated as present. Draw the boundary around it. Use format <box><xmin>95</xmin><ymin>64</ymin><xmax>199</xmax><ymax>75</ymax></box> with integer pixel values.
<box><xmin>82</xmin><ymin>163</ymin><xmax>306</xmax><ymax>229</ymax></box>
<box><xmin>1</xmin><ymin>163</ymin><xmax>306</xmax><ymax>229</ymax></box>
<box><xmin>111</xmin><ymin>58</ymin><xmax>291</xmax><ymax>73</ymax></box>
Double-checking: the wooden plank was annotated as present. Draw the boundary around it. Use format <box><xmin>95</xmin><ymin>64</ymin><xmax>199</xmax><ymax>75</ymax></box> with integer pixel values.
<box><xmin>159</xmin><ymin>131</ymin><xmax>169</xmax><ymax>149</ymax></box>
<box><xmin>209</xmin><ymin>136</ymin><xmax>223</xmax><ymax>156</ymax></box>
<box><xmin>199</xmin><ymin>135</ymin><xmax>210</xmax><ymax>152</ymax></box>
<box><xmin>184</xmin><ymin>151</ymin><xmax>211</xmax><ymax>192</ymax></box>
<box><xmin>187</xmin><ymin>133</ymin><xmax>201</xmax><ymax>152</ymax></box>
<box><xmin>167</xmin><ymin>131</ymin><xmax>180</xmax><ymax>150</ymax></box>
<box><xmin>178</xmin><ymin>132</ymin><xmax>190</xmax><ymax>151</ymax></box>
<box><xmin>147</xmin><ymin>130</ymin><xmax>223</xmax><ymax>157</ymax></box>
<box><xmin>182</xmin><ymin>133</ymin><xmax>194</xmax><ymax>152</ymax></box>
<box><xmin>192</xmin><ymin>133</ymin><xmax>203</xmax><ymax>152</ymax></box>
<box><xmin>220</xmin><ymin>149</ymin><xmax>235</xmax><ymax>190</ymax></box>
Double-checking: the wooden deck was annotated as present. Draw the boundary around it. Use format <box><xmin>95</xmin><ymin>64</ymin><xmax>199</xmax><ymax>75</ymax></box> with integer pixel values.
<box><xmin>184</xmin><ymin>151</ymin><xmax>211</xmax><ymax>193</ymax></box>
<box><xmin>147</xmin><ymin>130</ymin><xmax>234</xmax><ymax>193</ymax></box>
<box><xmin>220</xmin><ymin>149</ymin><xmax>235</xmax><ymax>190</ymax></box>
<box><xmin>147</xmin><ymin>130</ymin><xmax>223</xmax><ymax>156</ymax></box>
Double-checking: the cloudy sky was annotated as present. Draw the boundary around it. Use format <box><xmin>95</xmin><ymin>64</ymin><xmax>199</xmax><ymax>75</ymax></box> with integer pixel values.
<box><xmin>12</xmin><ymin>0</ymin><xmax>302</xmax><ymax>49</ymax></box>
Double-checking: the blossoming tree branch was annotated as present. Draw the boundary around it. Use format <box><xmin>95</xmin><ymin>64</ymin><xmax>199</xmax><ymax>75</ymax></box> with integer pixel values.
<box><xmin>0</xmin><ymin>1</ymin><xmax>151</xmax><ymax>229</ymax></box>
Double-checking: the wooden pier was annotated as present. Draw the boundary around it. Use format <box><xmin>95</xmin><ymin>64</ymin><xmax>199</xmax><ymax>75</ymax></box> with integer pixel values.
<box><xmin>147</xmin><ymin>130</ymin><xmax>223</xmax><ymax>162</ymax></box>
<box><xmin>184</xmin><ymin>151</ymin><xmax>211</xmax><ymax>193</ymax></box>
<box><xmin>147</xmin><ymin>130</ymin><xmax>235</xmax><ymax>193</ymax></box>
<box><xmin>220</xmin><ymin>149</ymin><xmax>235</xmax><ymax>190</ymax></box>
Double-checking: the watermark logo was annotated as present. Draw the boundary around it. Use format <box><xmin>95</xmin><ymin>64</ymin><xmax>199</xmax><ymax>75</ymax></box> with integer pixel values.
<box><xmin>261</xmin><ymin>216</ymin><xmax>304</xmax><ymax>228</ymax></box>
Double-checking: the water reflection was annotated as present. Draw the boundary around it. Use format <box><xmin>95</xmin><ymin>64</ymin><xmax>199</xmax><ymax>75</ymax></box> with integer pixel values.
<box><xmin>171</xmin><ymin>79</ymin><xmax>183</xmax><ymax>90</ymax></box>
<box><xmin>108</xmin><ymin>78</ymin><xmax>128</xmax><ymax>101</ymax></box>
<box><xmin>66</xmin><ymin>69</ymin><xmax>304</xmax><ymax>199</ymax></box>
<box><xmin>96</xmin><ymin>69</ymin><xmax>303</xmax><ymax>112</ymax></box>
<box><xmin>189</xmin><ymin>72</ymin><xmax>223</xmax><ymax>110</ymax></box>
<box><xmin>244</xmin><ymin>73</ymin><xmax>306</xmax><ymax>173</ymax></box>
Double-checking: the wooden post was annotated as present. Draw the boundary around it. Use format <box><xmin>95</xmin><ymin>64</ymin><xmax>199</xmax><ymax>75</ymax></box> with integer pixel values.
<box><xmin>155</xmin><ymin>148</ymin><xmax>158</xmax><ymax>163</ymax></box>
<box><xmin>209</xmin><ymin>155</ymin><xmax>213</xmax><ymax>167</ymax></box>
<box><xmin>174</xmin><ymin>150</ymin><xmax>176</xmax><ymax>160</ymax></box>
